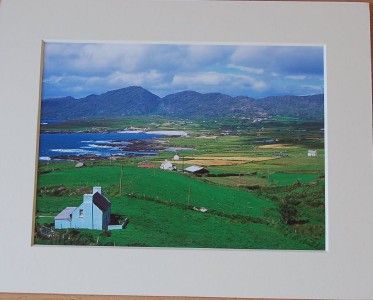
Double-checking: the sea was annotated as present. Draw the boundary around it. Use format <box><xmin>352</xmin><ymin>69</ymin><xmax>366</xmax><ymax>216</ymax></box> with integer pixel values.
<box><xmin>38</xmin><ymin>132</ymin><xmax>163</xmax><ymax>160</ymax></box>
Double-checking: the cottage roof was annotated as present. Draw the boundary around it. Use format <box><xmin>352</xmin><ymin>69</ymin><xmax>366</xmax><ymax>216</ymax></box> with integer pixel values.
<box><xmin>54</xmin><ymin>207</ymin><xmax>77</xmax><ymax>220</ymax></box>
<box><xmin>93</xmin><ymin>192</ymin><xmax>111</xmax><ymax>212</ymax></box>
<box><xmin>184</xmin><ymin>165</ymin><xmax>205</xmax><ymax>173</ymax></box>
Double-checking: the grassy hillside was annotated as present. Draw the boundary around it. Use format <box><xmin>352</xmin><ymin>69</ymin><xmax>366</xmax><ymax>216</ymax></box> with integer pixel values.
<box><xmin>35</xmin><ymin>161</ymin><xmax>324</xmax><ymax>249</ymax></box>
<box><xmin>35</xmin><ymin>117</ymin><xmax>325</xmax><ymax>250</ymax></box>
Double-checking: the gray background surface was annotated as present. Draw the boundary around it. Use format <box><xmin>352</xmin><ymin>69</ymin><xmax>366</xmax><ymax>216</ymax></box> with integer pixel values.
<box><xmin>0</xmin><ymin>0</ymin><xmax>372</xmax><ymax>299</ymax></box>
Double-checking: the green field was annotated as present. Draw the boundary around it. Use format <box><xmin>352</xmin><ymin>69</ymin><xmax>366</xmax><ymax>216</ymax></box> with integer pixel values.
<box><xmin>35</xmin><ymin>117</ymin><xmax>325</xmax><ymax>250</ymax></box>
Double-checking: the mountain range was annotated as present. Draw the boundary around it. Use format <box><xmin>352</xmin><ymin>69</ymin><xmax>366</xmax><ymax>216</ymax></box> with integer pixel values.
<box><xmin>41</xmin><ymin>86</ymin><xmax>324</xmax><ymax>122</ymax></box>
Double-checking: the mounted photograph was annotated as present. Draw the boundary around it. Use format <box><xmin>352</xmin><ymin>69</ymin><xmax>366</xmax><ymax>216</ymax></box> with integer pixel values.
<box><xmin>34</xmin><ymin>42</ymin><xmax>325</xmax><ymax>250</ymax></box>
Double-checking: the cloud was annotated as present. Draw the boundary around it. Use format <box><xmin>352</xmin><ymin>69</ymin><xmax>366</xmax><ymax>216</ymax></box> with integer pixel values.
<box><xmin>300</xmin><ymin>84</ymin><xmax>324</xmax><ymax>94</ymax></box>
<box><xmin>172</xmin><ymin>72</ymin><xmax>225</xmax><ymax>86</ymax></box>
<box><xmin>183</xmin><ymin>45</ymin><xmax>234</xmax><ymax>67</ymax></box>
<box><xmin>107</xmin><ymin>70</ymin><xmax>165</xmax><ymax>87</ymax></box>
<box><xmin>43</xmin><ymin>69</ymin><xmax>168</xmax><ymax>98</ymax></box>
<box><xmin>42</xmin><ymin>42</ymin><xmax>324</xmax><ymax>99</ymax></box>
<box><xmin>172</xmin><ymin>71</ymin><xmax>267</xmax><ymax>92</ymax></box>
<box><xmin>286</xmin><ymin>75</ymin><xmax>307</xmax><ymax>80</ymax></box>
<box><xmin>44</xmin><ymin>43</ymin><xmax>152</xmax><ymax>75</ymax></box>
<box><xmin>43</xmin><ymin>75</ymin><xmax>64</xmax><ymax>85</ymax></box>
<box><xmin>230</xmin><ymin>45</ymin><xmax>324</xmax><ymax>76</ymax></box>
<box><xmin>44</xmin><ymin>43</ymin><xmax>232</xmax><ymax>76</ymax></box>
<box><xmin>227</xmin><ymin>64</ymin><xmax>264</xmax><ymax>75</ymax></box>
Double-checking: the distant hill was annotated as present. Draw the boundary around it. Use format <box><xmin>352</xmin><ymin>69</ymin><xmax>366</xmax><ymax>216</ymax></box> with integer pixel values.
<box><xmin>158</xmin><ymin>91</ymin><xmax>259</xmax><ymax>118</ymax></box>
<box><xmin>42</xmin><ymin>86</ymin><xmax>161</xmax><ymax>121</ymax></box>
<box><xmin>41</xmin><ymin>86</ymin><xmax>324</xmax><ymax>122</ymax></box>
<box><xmin>255</xmin><ymin>94</ymin><xmax>324</xmax><ymax>120</ymax></box>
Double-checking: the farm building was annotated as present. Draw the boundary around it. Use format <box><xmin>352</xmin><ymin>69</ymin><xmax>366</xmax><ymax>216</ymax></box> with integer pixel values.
<box><xmin>75</xmin><ymin>162</ymin><xmax>85</xmax><ymax>168</ymax></box>
<box><xmin>173</xmin><ymin>154</ymin><xmax>180</xmax><ymax>161</ymax></box>
<box><xmin>184</xmin><ymin>165</ymin><xmax>209</xmax><ymax>176</ymax></box>
<box><xmin>54</xmin><ymin>187</ymin><xmax>119</xmax><ymax>230</ymax></box>
<box><xmin>160</xmin><ymin>159</ymin><xmax>176</xmax><ymax>171</ymax></box>
<box><xmin>307</xmin><ymin>149</ymin><xmax>318</xmax><ymax>157</ymax></box>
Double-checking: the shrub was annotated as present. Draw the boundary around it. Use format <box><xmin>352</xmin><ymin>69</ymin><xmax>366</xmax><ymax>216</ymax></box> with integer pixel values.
<box><xmin>279</xmin><ymin>197</ymin><xmax>299</xmax><ymax>225</ymax></box>
<box><xmin>101</xmin><ymin>230</ymin><xmax>111</xmax><ymax>237</ymax></box>
<box><xmin>34</xmin><ymin>224</ymin><xmax>96</xmax><ymax>245</ymax></box>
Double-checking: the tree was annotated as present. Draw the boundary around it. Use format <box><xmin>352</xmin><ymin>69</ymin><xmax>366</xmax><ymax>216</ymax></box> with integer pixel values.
<box><xmin>279</xmin><ymin>197</ymin><xmax>299</xmax><ymax>225</ymax></box>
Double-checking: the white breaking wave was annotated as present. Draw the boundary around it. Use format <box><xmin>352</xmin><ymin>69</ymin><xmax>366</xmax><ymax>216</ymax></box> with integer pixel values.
<box><xmin>81</xmin><ymin>140</ymin><xmax>112</xmax><ymax>144</ymax></box>
<box><xmin>51</xmin><ymin>148</ymin><xmax>95</xmax><ymax>154</ymax></box>
<box><xmin>39</xmin><ymin>156</ymin><xmax>51</xmax><ymax>161</ymax></box>
<box><xmin>86</xmin><ymin>144</ymin><xmax>116</xmax><ymax>149</ymax></box>
<box><xmin>110</xmin><ymin>141</ymin><xmax>130</xmax><ymax>145</ymax></box>
<box><xmin>117</xmin><ymin>130</ymin><xmax>144</xmax><ymax>134</ymax></box>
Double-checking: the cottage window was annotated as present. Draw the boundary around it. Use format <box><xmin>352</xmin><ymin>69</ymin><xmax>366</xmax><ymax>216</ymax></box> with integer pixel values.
<box><xmin>79</xmin><ymin>209</ymin><xmax>84</xmax><ymax>217</ymax></box>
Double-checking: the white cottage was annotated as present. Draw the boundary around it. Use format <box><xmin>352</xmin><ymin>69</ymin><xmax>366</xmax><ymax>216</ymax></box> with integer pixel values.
<box><xmin>160</xmin><ymin>159</ymin><xmax>175</xmax><ymax>171</ymax></box>
<box><xmin>308</xmin><ymin>149</ymin><xmax>317</xmax><ymax>157</ymax></box>
<box><xmin>54</xmin><ymin>187</ymin><xmax>111</xmax><ymax>230</ymax></box>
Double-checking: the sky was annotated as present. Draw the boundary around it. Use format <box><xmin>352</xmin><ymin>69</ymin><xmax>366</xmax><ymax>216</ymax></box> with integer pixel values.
<box><xmin>42</xmin><ymin>42</ymin><xmax>324</xmax><ymax>99</ymax></box>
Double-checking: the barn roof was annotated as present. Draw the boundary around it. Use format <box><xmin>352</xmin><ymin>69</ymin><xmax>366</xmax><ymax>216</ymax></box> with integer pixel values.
<box><xmin>54</xmin><ymin>207</ymin><xmax>76</xmax><ymax>220</ymax></box>
<box><xmin>184</xmin><ymin>165</ymin><xmax>206</xmax><ymax>173</ymax></box>
<box><xmin>93</xmin><ymin>192</ymin><xmax>111</xmax><ymax>212</ymax></box>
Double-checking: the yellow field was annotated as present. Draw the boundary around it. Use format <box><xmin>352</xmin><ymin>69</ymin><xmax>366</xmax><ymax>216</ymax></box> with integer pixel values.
<box><xmin>258</xmin><ymin>144</ymin><xmax>297</xmax><ymax>149</ymax></box>
<box><xmin>175</xmin><ymin>159</ymin><xmax>247</xmax><ymax>166</ymax></box>
<box><xmin>196</xmin><ymin>135</ymin><xmax>218</xmax><ymax>139</ymax></box>
<box><xmin>173</xmin><ymin>155</ymin><xmax>278</xmax><ymax>166</ymax></box>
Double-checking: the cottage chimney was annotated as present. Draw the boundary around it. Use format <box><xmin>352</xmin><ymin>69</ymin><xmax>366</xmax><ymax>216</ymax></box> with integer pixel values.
<box><xmin>93</xmin><ymin>186</ymin><xmax>102</xmax><ymax>194</ymax></box>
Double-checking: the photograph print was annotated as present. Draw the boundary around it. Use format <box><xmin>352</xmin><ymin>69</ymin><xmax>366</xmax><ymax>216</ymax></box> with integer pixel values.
<box><xmin>34</xmin><ymin>42</ymin><xmax>325</xmax><ymax>250</ymax></box>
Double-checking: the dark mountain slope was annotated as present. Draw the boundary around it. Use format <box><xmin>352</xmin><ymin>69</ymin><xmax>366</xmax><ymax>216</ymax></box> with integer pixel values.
<box><xmin>41</xmin><ymin>86</ymin><xmax>324</xmax><ymax>122</ymax></box>
<box><xmin>42</xmin><ymin>86</ymin><xmax>161</xmax><ymax>121</ymax></box>
<box><xmin>256</xmin><ymin>94</ymin><xmax>324</xmax><ymax>120</ymax></box>
<box><xmin>158</xmin><ymin>91</ymin><xmax>257</xmax><ymax>118</ymax></box>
